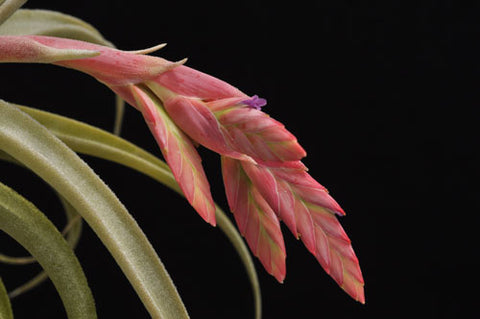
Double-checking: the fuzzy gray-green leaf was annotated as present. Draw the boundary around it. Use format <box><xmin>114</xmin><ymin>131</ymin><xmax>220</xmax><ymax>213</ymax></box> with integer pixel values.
<box><xmin>0</xmin><ymin>100</ymin><xmax>189</xmax><ymax>319</ymax></box>
<box><xmin>0</xmin><ymin>277</ymin><xmax>13</xmax><ymax>319</ymax></box>
<box><xmin>0</xmin><ymin>182</ymin><xmax>95</xmax><ymax>319</ymax></box>
<box><xmin>0</xmin><ymin>0</ymin><xmax>27</xmax><ymax>26</ymax></box>
<box><xmin>0</xmin><ymin>9</ymin><xmax>113</xmax><ymax>46</ymax></box>
<box><xmin>6</xmin><ymin>196</ymin><xmax>83</xmax><ymax>299</ymax></box>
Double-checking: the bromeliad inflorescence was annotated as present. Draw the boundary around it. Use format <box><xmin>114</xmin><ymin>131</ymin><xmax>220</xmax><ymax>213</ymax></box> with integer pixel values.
<box><xmin>0</xmin><ymin>35</ymin><xmax>365</xmax><ymax>303</ymax></box>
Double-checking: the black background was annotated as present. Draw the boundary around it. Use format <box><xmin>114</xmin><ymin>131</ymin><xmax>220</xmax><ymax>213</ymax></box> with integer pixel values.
<box><xmin>1</xmin><ymin>0</ymin><xmax>480</xmax><ymax>318</ymax></box>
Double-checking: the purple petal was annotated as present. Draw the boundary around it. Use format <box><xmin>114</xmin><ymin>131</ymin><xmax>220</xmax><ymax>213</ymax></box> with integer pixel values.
<box><xmin>242</xmin><ymin>95</ymin><xmax>267</xmax><ymax>110</ymax></box>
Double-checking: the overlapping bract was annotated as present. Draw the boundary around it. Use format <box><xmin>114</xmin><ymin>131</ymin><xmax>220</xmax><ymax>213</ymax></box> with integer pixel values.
<box><xmin>130</xmin><ymin>86</ymin><xmax>216</xmax><ymax>225</ymax></box>
<box><xmin>0</xmin><ymin>35</ymin><xmax>365</xmax><ymax>302</ymax></box>
<box><xmin>222</xmin><ymin>157</ymin><xmax>286</xmax><ymax>282</ymax></box>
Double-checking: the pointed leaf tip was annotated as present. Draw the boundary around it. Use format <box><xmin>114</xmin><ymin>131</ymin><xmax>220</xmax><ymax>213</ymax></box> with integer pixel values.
<box><xmin>128</xmin><ymin>43</ymin><xmax>167</xmax><ymax>55</ymax></box>
<box><xmin>312</xmin><ymin>208</ymin><xmax>364</xmax><ymax>303</ymax></box>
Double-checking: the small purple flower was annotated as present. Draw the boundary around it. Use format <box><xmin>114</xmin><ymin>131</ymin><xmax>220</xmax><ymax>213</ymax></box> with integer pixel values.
<box><xmin>242</xmin><ymin>95</ymin><xmax>267</xmax><ymax>110</ymax></box>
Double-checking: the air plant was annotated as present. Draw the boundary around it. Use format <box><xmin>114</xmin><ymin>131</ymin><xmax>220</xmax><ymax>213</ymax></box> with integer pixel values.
<box><xmin>0</xmin><ymin>1</ymin><xmax>364</xmax><ymax>318</ymax></box>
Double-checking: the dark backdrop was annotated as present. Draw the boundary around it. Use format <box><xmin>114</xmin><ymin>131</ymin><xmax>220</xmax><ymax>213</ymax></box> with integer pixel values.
<box><xmin>1</xmin><ymin>1</ymin><xmax>479</xmax><ymax>318</ymax></box>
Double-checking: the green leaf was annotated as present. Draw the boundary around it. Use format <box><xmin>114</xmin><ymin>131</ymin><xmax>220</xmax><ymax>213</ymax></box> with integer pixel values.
<box><xmin>59</xmin><ymin>196</ymin><xmax>83</xmax><ymax>256</ymax></box>
<box><xmin>0</xmin><ymin>198</ymin><xmax>82</xmax><ymax>266</ymax></box>
<box><xmin>0</xmin><ymin>151</ymin><xmax>84</xmax><ymax>301</ymax></box>
<box><xmin>0</xmin><ymin>9</ymin><xmax>112</xmax><ymax>46</ymax></box>
<box><xmin>0</xmin><ymin>100</ymin><xmax>189</xmax><ymax>319</ymax></box>
<box><xmin>7</xmin><ymin>196</ymin><xmax>83</xmax><ymax>299</ymax></box>
<box><xmin>0</xmin><ymin>277</ymin><xmax>13</xmax><ymax>319</ymax></box>
<box><xmin>0</xmin><ymin>181</ymin><xmax>95</xmax><ymax>319</ymax></box>
<box><xmin>15</xmin><ymin>103</ymin><xmax>262</xmax><ymax>319</ymax></box>
<box><xmin>0</xmin><ymin>0</ymin><xmax>27</xmax><ymax>26</ymax></box>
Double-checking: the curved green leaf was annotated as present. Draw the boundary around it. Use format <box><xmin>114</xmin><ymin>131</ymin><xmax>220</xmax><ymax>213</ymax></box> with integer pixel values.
<box><xmin>0</xmin><ymin>147</ymin><xmax>85</xmax><ymax>303</ymax></box>
<box><xmin>0</xmin><ymin>181</ymin><xmax>95</xmax><ymax>319</ymax></box>
<box><xmin>59</xmin><ymin>196</ymin><xmax>83</xmax><ymax>256</ymax></box>
<box><xmin>0</xmin><ymin>277</ymin><xmax>13</xmax><ymax>319</ymax></box>
<box><xmin>0</xmin><ymin>202</ymin><xmax>81</xmax><ymax>266</ymax></box>
<box><xmin>8</xmin><ymin>199</ymin><xmax>82</xmax><ymax>299</ymax></box>
<box><xmin>0</xmin><ymin>0</ymin><xmax>26</xmax><ymax>26</ymax></box>
<box><xmin>0</xmin><ymin>9</ymin><xmax>112</xmax><ymax>46</ymax></box>
<box><xmin>5</xmin><ymin>204</ymin><xmax>82</xmax><ymax>299</ymax></box>
<box><xmin>16</xmin><ymin>104</ymin><xmax>262</xmax><ymax>319</ymax></box>
<box><xmin>0</xmin><ymin>100</ymin><xmax>189</xmax><ymax>319</ymax></box>
<box><xmin>0</xmin><ymin>151</ymin><xmax>85</xmax><ymax>298</ymax></box>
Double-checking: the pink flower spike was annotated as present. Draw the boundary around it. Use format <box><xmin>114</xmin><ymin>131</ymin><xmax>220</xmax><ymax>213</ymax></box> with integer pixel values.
<box><xmin>0</xmin><ymin>34</ymin><xmax>364</xmax><ymax>302</ymax></box>
<box><xmin>240</xmin><ymin>161</ymin><xmax>364</xmax><ymax>302</ymax></box>
<box><xmin>147</xmin><ymin>82</ymin><xmax>256</xmax><ymax>163</ymax></box>
<box><xmin>216</xmin><ymin>106</ymin><xmax>307</xmax><ymax>165</ymax></box>
<box><xmin>240</xmin><ymin>161</ymin><xmax>299</xmax><ymax>239</ymax></box>
<box><xmin>222</xmin><ymin>157</ymin><xmax>286</xmax><ymax>282</ymax></box>
<box><xmin>204</xmin><ymin>97</ymin><xmax>247</xmax><ymax>112</ymax></box>
<box><xmin>130</xmin><ymin>85</ymin><xmax>216</xmax><ymax>226</ymax></box>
